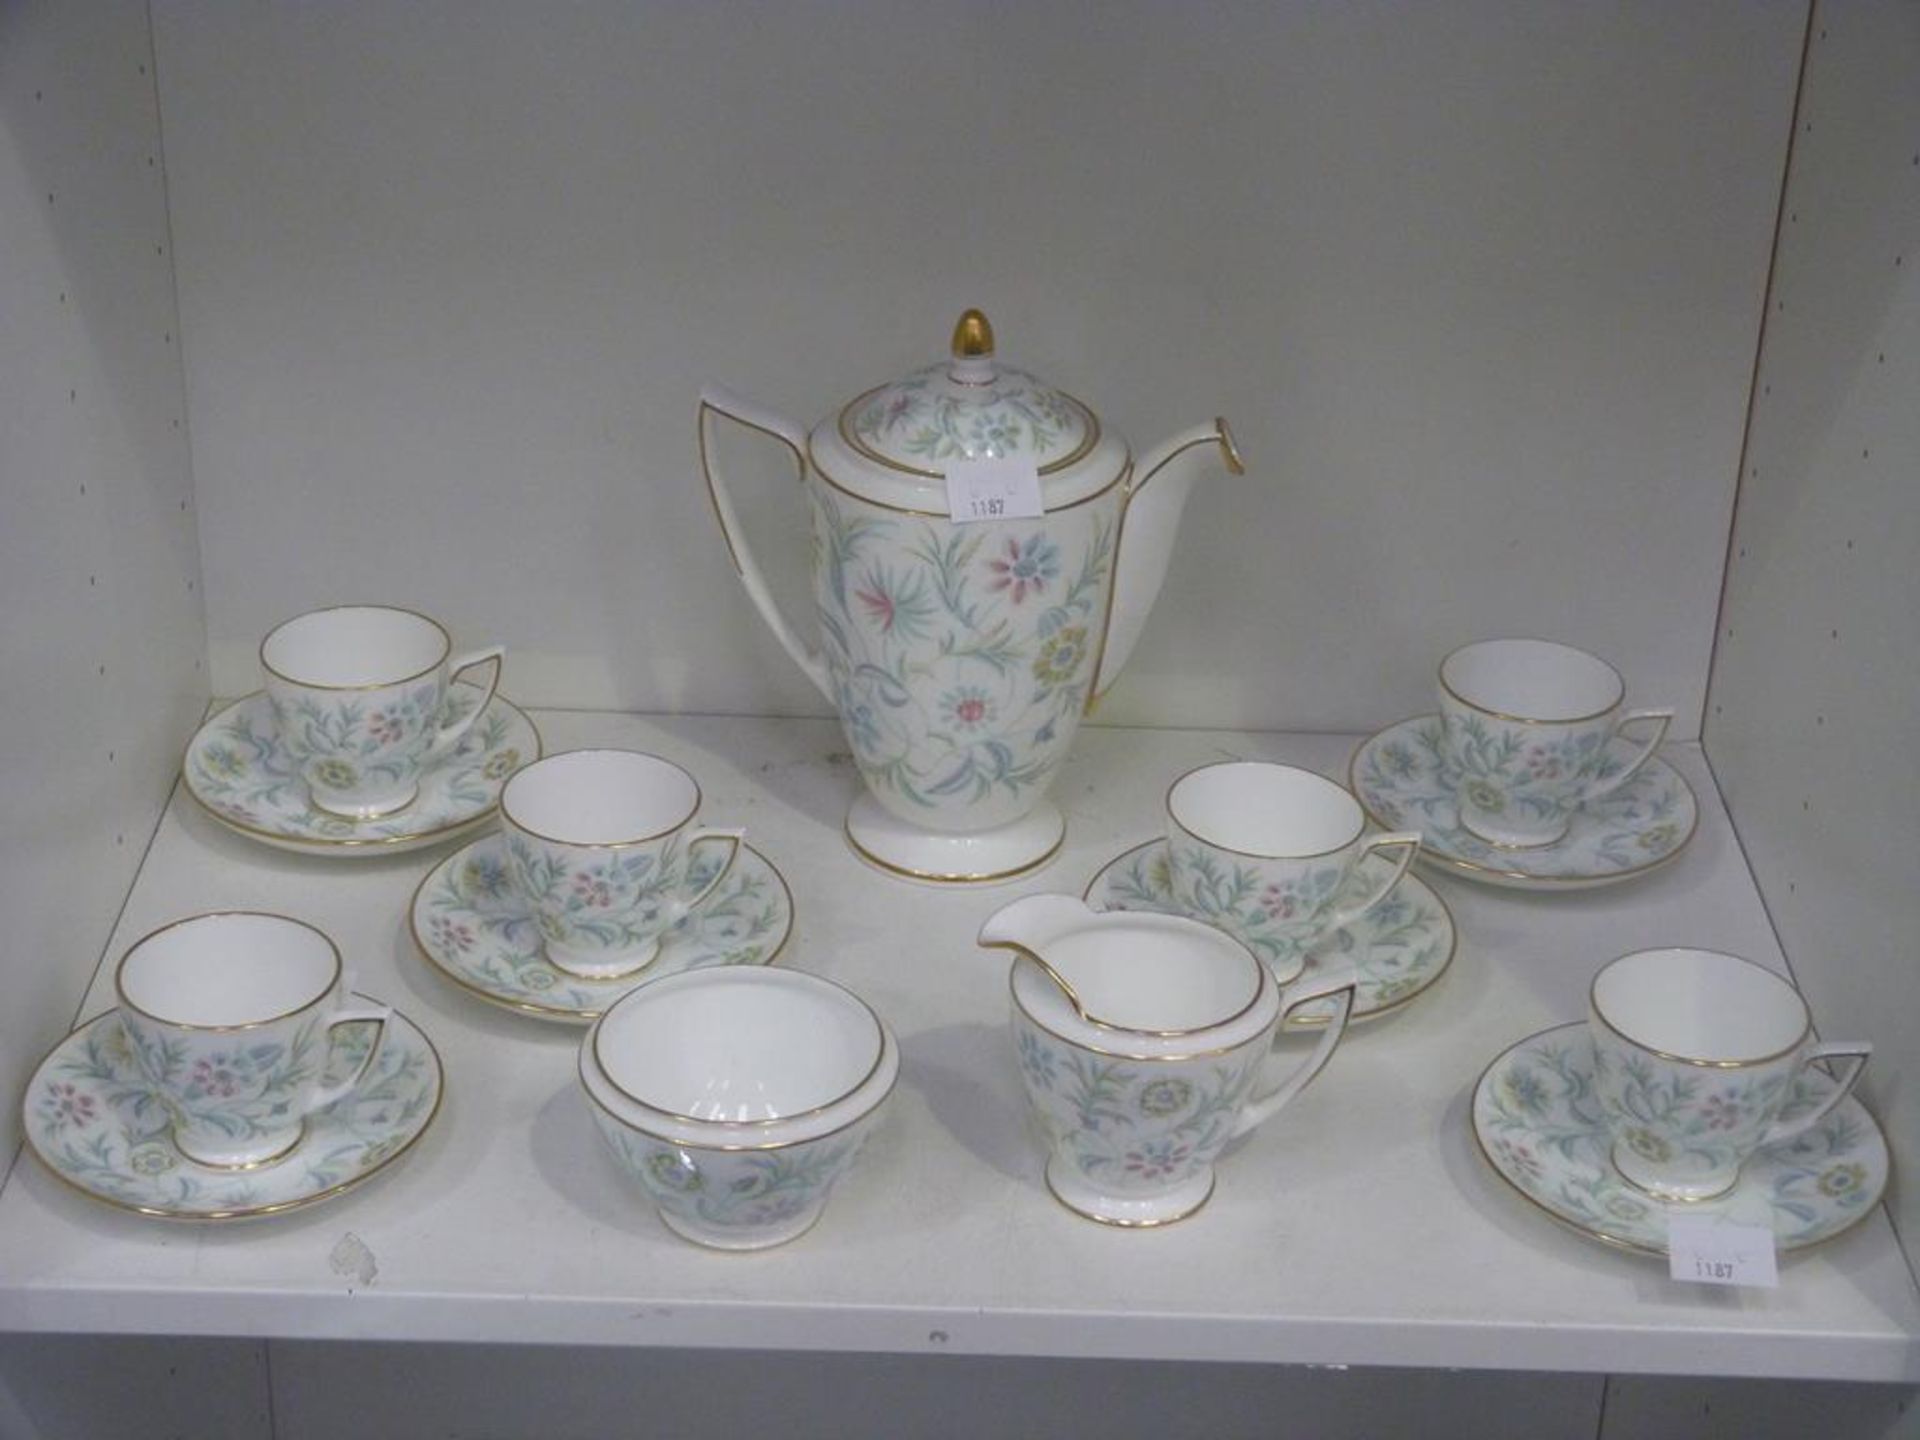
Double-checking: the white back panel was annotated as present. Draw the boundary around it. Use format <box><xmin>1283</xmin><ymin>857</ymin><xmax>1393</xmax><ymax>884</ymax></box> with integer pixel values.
<box><xmin>1707</xmin><ymin>4</ymin><xmax>1920</xmax><ymax>1265</ymax></box>
<box><xmin>152</xmin><ymin>2</ymin><xmax>1801</xmax><ymax>735</ymax></box>
<box><xmin>0</xmin><ymin>2</ymin><xmax>204</xmax><ymax>1156</ymax></box>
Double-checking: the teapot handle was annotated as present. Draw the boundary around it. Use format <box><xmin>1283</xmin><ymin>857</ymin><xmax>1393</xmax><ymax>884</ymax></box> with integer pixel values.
<box><xmin>697</xmin><ymin>386</ymin><xmax>834</xmax><ymax>702</ymax></box>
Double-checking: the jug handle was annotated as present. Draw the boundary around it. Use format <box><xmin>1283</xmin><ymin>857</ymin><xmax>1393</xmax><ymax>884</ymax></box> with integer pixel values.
<box><xmin>697</xmin><ymin>385</ymin><xmax>834</xmax><ymax>702</ymax></box>
<box><xmin>1230</xmin><ymin>958</ymin><xmax>1357</xmax><ymax>1139</ymax></box>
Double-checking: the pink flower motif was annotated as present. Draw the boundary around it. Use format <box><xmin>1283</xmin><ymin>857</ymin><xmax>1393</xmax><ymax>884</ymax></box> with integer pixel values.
<box><xmin>1258</xmin><ymin>884</ymin><xmax>1298</xmax><ymax>920</ymax></box>
<box><xmin>191</xmin><ymin>1056</ymin><xmax>244</xmax><ymax>1098</ymax></box>
<box><xmin>1493</xmin><ymin>1138</ymin><xmax>1544</xmax><ymax>1182</ymax></box>
<box><xmin>855</xmin><ymin>585</ymin><xmax>898</xmax><ymax>632</ymax></box>
<box><xmin>572</xmin><ymin>873</ymin><xmax>615</xmax><ymax>908</ymax></box>
<box><xmin>1524</xmin><ymin>747</ymin><xmax>1563</xmax><ymax>781</ymax></box>
<box><xmin>429</xmin><ymin>916</ymin><xmax>476</xmax><ymax>953</ymax></box>
<box><xmin>1122</xmin><ymin>1140</ymin><xmax>1192</xmax><ymax>1181</ymax></box>
<box><xmin>368</xmin><ymin>710</ymin><xmax>408</xmax><ymax>746</ymax></box>
<box><xmin>985</xmin><ymin>535</ymin><xmax>1059</xmax><ymax>605</ymax></box>
<box><xmin>44</xmin><ymin>1082</ymin><xmax>97</xmax><ymax>1128</ymax></box>
<box><xmin>1699</xmin><ymin>1093</ymin><xmax>1743</xmax><ymax>1131</ymax></box>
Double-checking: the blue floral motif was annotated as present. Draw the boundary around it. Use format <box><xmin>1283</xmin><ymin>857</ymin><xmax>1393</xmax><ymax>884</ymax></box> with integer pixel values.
<box><xmin>986</xmin><ymin>535</ymin><xmax>1060</xmax><ymax>604</ymax></box>
<box><xmin>810</xmin><ymin>487</ymin><xmax>1115</xmax><ymax>818</ymax></box>
<box><xmin>1010</xmin><ymin>1014</ymin><xmax>1267</xmax><ymax>1199</ymax></box>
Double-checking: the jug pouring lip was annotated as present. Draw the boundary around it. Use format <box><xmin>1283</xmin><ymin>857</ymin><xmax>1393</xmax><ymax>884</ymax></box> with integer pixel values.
<box><xmin>984</xmin><ymin>904</ymin><xmax>1274</xmax><ymax>1053</ymax></box>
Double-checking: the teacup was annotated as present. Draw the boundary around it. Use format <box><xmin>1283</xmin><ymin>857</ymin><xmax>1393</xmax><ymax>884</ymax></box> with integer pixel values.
<box><xmin>579</xmin><ymin>967</ymin><xmax>898</xmax><ymax>1249</ymax></box>
<box><xmin>261</xmin><ymin>604</ymin><xmax>505</xmax><ymax>819</ymax></box>
<box><xmin>1588</xmin><ymin>947</ymin><xmax>1871</xmax><ymax>1202</ymax></box>
<box><xmin>1164</xmin><ymin>761</ymin><xmax>1420</xmax><ymax>975</ymax></box>
<box><xmin>114</xmin><ymin>912</ymin><xmax>390</xmax><ymax>1169</ymax></box>
<box><xmin>1438</xmin><ymin>638</ymin><xmax>1672</xmax><ymax>848</ymax></box>
<box><xmin>501</xmin><ymin>749</ymin><xmax>745</xmax><ymax>979</ymax></box>
<box><xmin>980</xmin><ymin>893</ymin><xmax>1356</xmax><ymax>1226</ymax></box>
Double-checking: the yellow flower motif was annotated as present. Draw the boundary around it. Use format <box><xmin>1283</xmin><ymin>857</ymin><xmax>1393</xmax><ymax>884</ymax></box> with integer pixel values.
<box><xmin>203</xmin><ymin>745</ymin><xmax>248</xmax><ymax>780</ymax></box>
<box><xmin>1817</xmin><ymin>1162</ymin><xmax>1868</xmax><ymax>1198</ymax></box>
<box><xmin>311</xmin><ymin>758</ymin><xmax>359</xmax><ymax>792</ymax></box>
<box><xmin>483</xmin><ymin>748</ymin><xmax>522</xmax><ymax>782</ymax></box>
<box><xmin>1031</xmin><ymin>626</ymin><xmax>1089</xmax><ymax>687</ymax></box>
<box><xmin>1463</xmin><ymin>779</ymin><xmax>1506</xmax><ymax>815</ymax></box>
<box><xmin>1623</xmin><ymin>1126</ymin><xmax>1673</xmax><ymax>1164</ymax></box>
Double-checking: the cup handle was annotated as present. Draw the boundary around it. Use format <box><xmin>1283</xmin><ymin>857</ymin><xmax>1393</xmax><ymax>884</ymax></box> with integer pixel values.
<box><xmin>304</xmin><ymin>1000</ymin><xmax>393</xmax><ymax>1112</ymax></box>
<box><xmin>1229</xmin><ymin>958</ymin><xmax>1358</xmax><ymax>1139</ymax></box>
<box><xmin>1578</xmin><ymin>707</ymin><xmax>1673</xmax><ymax>806</ymax></box>
<box><xmin>1758</xmin><ymin>1043</ymin><xmax>1872</xmax><ymax>1149</ymax></box>
<box><xmin>423</xmin><ymin>646</ymin><xmax>507</xmax><ymax>764</ymax></box>
<box><xmin>1317</xmin><ymin>831</ymin><xmax>1421</xmax><ymax>934</ymax></box>
<box><xmin>673</xmin><ymin>827</ymin><xmax>746</xmax><ymax>917</ymax></box>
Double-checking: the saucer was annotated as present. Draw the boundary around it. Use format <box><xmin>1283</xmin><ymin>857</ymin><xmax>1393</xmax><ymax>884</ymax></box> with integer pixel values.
<box><xmin>411</xmin><ymin>832</ymin><xmax>795</xmax><ymax>1022</ymax></box>
<box><xmin>23</xmin><ymin>999</ymin><xmax>443</xmax><ymax>1220</ymax></box>
<box><xmin>1084</xmin><ymin>840</ymin><xmax>1456</xmax><ymax>1024</ymax></box>
<box><xmin>1473</xmin><ymin>1023</ymin><xmax>1887</xmax><ymax>1257</ymax></box>
<box><xmin>183</xmin><ymin>684</ymin><xmax>542</xmax><ymax>857</ymax></box>
<box><xmin>1349</xmin><ymin>715</ymin><xmax>1697</xmax><ymax>890</ymax></box>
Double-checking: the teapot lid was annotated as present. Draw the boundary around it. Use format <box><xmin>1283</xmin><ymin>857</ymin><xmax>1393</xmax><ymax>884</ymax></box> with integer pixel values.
<box><xmin>814</xmin><ymin>310</ymin><xmax>1126</xmax><ymax>511</ymax></box>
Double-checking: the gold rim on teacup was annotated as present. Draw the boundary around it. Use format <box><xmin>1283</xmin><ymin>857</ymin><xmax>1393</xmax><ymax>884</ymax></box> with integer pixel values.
<box><xmin>1437</xmin><ymin>637</ymin><xmax>1627</xmax><ymax>727</ymax></box>
<box><xmin>259</xmin><ymin>603</ymin><xmax>454</xmax><ymax>692</ymax></box>
<box><xmin>1164</xmin><ymin>760</ymin><xmax>1367</xmax><ymax>860</ymax></box>
<box><xmin>114</xmin><ymin>911</ymin><xmax>344</xmax><ymax>1032</ymax></box>
<box><xmin>499</xmin><ymin>748</ymin><xmax>705</xmax><ymax>849</ymax></box>
<box><xmin>1588</xmin><ymin>948</ymin><xmax>1812</xmax><ymax>1069</ymax></box>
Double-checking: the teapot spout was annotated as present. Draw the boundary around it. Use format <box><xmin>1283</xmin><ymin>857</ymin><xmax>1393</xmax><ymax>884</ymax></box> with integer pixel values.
<box><xmin>1088</xmin><ymin>418</ymin><xmax>1243</xmax><ymax>708</ymax></box>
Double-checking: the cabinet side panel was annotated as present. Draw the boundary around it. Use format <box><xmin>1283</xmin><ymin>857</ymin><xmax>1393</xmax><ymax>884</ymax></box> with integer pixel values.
<box><xmin>0</xmin><ymin>2</ymin><xmax>205</xmax><ymax>1158</ymax></box>
<box><xmin>1706</xmin><ymin>4</ymin><xmax>1920</xmax><ymax>1269</ymax></box>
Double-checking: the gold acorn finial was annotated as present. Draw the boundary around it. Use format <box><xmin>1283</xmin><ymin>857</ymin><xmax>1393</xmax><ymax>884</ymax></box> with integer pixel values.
<box><xmin>951</xmin><ymin>309</ymin><xmax>995</xmax><ymax>359</ymax></box>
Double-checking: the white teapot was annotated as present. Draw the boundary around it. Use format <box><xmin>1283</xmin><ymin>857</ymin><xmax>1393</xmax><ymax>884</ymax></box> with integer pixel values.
<box><xmin>699</xmin><ymin>310</ymin><xmax>1240</xmax><ymax>882</ymax></box>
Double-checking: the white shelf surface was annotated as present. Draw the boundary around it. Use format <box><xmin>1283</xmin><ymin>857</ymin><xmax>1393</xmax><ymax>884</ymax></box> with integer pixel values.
<box><xmin>1</xmin><ymin>713</ymin><xmax>1914</xmax><ymax>1381</ymax></box>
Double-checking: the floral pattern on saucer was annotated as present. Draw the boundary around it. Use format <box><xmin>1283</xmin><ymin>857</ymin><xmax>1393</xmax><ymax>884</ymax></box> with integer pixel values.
<box><xmin>1349</xmin><ymin>716</ymin><xmax>1696</xmax><ymax>890</ymax></box>
<box><xmin>184</xmin><ymin>685</ymin><xmax>541</xmax><ymax>856</ymax></box>
<box><xmin>411</xmin><ymin>833</ymin><xmax>793</xmax><ymax>1022</ymax></box>
<box><xmin>1473</xmin><ymin>1023</ymin><xmax>1886</xmax><ymax>1256</ymax></box>
<box><xmin>24</xmin><ymin>1001</ymin><xmax>442</xmax><ymax>1220</ymax></box>
<box><xmin>1086</xmin><ymin>841</ymin><xmax>1455</xmax><ymax>1024</ymax></box>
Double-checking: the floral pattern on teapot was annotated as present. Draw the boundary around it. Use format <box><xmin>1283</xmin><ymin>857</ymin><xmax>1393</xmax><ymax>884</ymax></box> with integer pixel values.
<box><xmin>812</xmin><ymin>487</ymin><xmax>1114</xmax><ymax>818</ymax></box>
<box><xmin>847</xmin><ymin>364</ymin><xmax>1089</xmax><ymax>469</ymax></box>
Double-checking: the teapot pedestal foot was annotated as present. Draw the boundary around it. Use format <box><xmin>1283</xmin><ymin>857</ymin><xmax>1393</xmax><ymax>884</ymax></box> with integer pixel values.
<box><xmin>845</xmin><ymin>795</ymin><xmax>1064</xmax><ymax>885</ymax></box>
